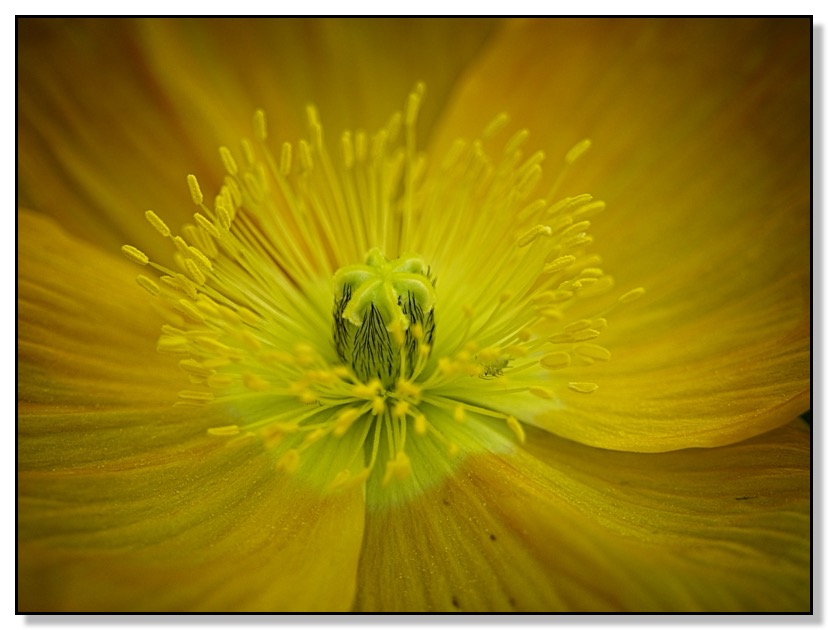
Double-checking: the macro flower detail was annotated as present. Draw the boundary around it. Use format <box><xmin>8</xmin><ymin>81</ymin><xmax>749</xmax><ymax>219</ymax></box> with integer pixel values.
<box><xmin>18</xmin><ymin>18</ymin><xmax>810</xmax><ymax>613</ymax></box>
<box><xmin>119</xmin><ymin>86</ymin><xmax>644</xmax><ymax>496</ymax></box>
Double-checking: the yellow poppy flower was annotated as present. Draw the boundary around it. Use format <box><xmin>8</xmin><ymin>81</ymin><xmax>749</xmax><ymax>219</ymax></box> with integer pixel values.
<box><xmin>18</xmin><ymin>17</ymin><xmax>810</xmax><ymax>612</ymax></box>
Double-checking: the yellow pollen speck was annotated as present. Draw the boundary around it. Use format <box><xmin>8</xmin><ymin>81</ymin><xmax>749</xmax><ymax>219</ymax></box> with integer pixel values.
<box><xmin>414</xmin><ymin>414</ymin><xmax>428</xmax><ymax>435</ymax></box>
<box><xmin>207</xmin><ymin>425</ymin><xmax>241</xmax><ymax>437</ymax></box>
<box><xmin>372</xmin><ymin>396</ymin><xmax>386</xmax><ymax>415</ymax></box>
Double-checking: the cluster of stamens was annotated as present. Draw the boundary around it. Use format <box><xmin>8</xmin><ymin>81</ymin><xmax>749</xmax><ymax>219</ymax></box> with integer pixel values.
<box><xmin>121</xmin><ymin>85</ymin><xmax>643</xmax><ymax>493</ymax></box>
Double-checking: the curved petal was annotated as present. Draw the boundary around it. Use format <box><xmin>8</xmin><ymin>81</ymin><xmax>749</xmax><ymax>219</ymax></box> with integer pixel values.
<box><xmin>18</xmin><ymin>210</ymin><xmax>366</xmax><ymax>611</ymax></box>
<box><xmin>354</xmin><ymin>420</ymin><xmax>810</xmax><ymax>612</ymax></box>
<box><xmin>18</xmin><ymin>210</ymin><xmax>182</xmax><ymax>410</ymax></box>
<box><xmin>17</xmin><ymin>18</ymin><xmax>500</xmax><ymax>259</ymax></box>
<box><xmin>19</xmin><ymin>443</ymin><xmax>365</xmax><ymax>612</ymax></box>
<box><xmin>429</xmin><ymin>18</ymin><xmax>810</xmax><ymax>449</ymax></box>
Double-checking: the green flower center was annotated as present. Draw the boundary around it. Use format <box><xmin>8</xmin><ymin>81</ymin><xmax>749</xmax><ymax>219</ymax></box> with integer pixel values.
<box><xmin>333</xmin><ymin>248</ymin><xmax>436</xmax><ymax>388</ymax></box>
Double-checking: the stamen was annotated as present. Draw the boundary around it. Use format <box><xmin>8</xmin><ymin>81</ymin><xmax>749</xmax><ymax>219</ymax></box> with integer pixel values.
<box><xmin>121</xmin><ymin>245</ymin><xmax>149</xmax><ymax>265</ymax></box>
<box><xmin>186</xmin><ymin>174</ymin><xmax>204</xmax><ymax>206</ymax></box>
<box><xmin>145</xmin><ymin>210</ymin><xmax>171</xmax><ymax>237</ymax></box>
<box><xmin>619</xmin><ymin>287</ymin><xmax>646</xmax><ymax>303</ymax></box>
<box><xmin>568</xmin><ymin>382</ymin><xmax>599</xmax><ymax>394</ymax></box>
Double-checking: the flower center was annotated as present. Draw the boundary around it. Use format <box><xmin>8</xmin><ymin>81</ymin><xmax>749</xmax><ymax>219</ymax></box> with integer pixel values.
<box><xmin>333</xmin><ymin>248</ymin><xmax>436</xmax><ymax>388</ymax></box>
<box><xmin>120</xmin><ymin>85</ymin><xmax>643</xmax><ymax>500</ymax></box>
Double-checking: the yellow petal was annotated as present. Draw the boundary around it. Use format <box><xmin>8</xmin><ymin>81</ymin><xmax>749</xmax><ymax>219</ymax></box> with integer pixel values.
<box><xmin>432</xmin><ymin>18</ymin><xmax>809</xmax><ymax>449</ymax></box>
<box><xmin>19</xmin><ymin>210</ymin><xmax>366</xmax><ymax>611</ymax></box>
<box><xmin>18</xmin><ymin>18</ymin><xmax>500</xmax><ymax>258</ymax></box>
<box><xmin>19</xmin><ymin>440</ymin><xmax>365</xmax><ymax>611</ymax></box>
<box><xmin>18</xmin><ymin>210</ymin><xmax>183</xmax><ymax>411</ymax></box>
<box><xmin>354</xmin><ymin>420</ymin><xmax>809</xmax><ymax>612</ymax></box>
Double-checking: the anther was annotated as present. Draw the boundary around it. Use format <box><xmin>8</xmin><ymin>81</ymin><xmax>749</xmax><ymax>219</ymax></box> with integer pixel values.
<box><xmin>483</xmin><ymin>112</ymin><xmax>510</xmax><ymax>139</ymax></box>
<box><xmin>219</xmin><ymin>146</ymin><xmax>239</xmax><ymax>176</ymax></box>
<box><xmin>544</xmin><ymin>256</ymin><xmax>576</xmax><ymax>274</ymax></box>
<box><xmin>145</xmin><ymin>210</ymin><xmax>171</xmax><ymax>237</ymax></box>
<box><xmin>568</xmin><ymin>382</ymin><xmax>599</xmax><ymax>394</ymax></box>
<box><xmin>280</xmin><ymin>142</ymin><xmax>292</xmax><ymax>176</ymax></box>
<box><xmin>121</xmin><ymin>245</ymin><xmax>149</xmax><ymax>265</ymax></box>
<box><xmin>184</xmin><ymin>258</ymin><xmax>206</xmax><ymax>285</ymax></box>
<box><xmin>529</xmin><ymin>386</ymin><xmax>555</xmax><ymax>399</ymax></box>
<box><xmin>540</xmin><ymin>352</ymin><xmax>571</xmax><ymax>369</ymax></box>
<box><xmin>576</xmin><ymin>344</ymin><xmax>612</xmax><ymax>361</ymax></box>
<box><xmin>186</xmin><ymin>174</ymin><xmax>204</xmax><ymax>206</ymax></box>
<box><xmin>506</xmin><ymin>416</ymin><xmax>526</xmax><ymax>444</ymax></box>
<box><xmin>565</xmin><ymin>139</ymin><xmax>592</xmax><ymax>164</ymax></box>
<box><xmin>136</xmin><ymin>275</ymin><xmax>160</xmax><ymax>296</ymax></box>
<box><xmin>619</xmin><ymin>287</ymin><xmax>646</xmax><ymax>304</ymax></box>
<box><xmin>517</xmin><ymin>224</ymin><xmax>552</xmax><ymax>247</ymax></box>
<box><xmin>253</xmin><ymin>109</ymin><xmax>267</xmax><ymax>141</ymax></box>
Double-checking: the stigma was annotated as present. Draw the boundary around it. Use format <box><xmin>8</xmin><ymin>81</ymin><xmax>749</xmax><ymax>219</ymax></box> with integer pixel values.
<box><xmin>333</xmin><ymin>248</ymin><xmax>436</xmax><ymax>388</ymax></box>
